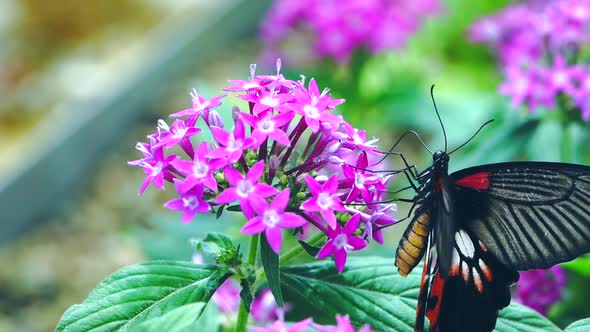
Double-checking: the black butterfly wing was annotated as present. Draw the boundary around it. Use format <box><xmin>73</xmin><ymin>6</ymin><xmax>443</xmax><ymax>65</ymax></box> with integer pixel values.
<box><xmin>425</xmin><ymin>229</ymin><xmax>519</xmax><ymax>332</ymax></box>
<box><xmin>450</xmin><ymin>162</ymin><xmax>590</xmax><ymax>270</ymax></box>
<box><xmin>422</xmin><ymin>162</ymin><xmax>590</xmax><ymax>332</ymax></box>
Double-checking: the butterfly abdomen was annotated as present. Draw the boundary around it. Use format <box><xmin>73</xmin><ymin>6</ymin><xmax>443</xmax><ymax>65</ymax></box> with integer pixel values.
<box><xmin>396</xmin><ymin>211</ymin><xmax>432</xmax><ymax>276</ymax></box>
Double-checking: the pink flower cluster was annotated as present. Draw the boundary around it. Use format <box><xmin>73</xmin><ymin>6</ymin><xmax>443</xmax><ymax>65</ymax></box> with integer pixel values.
<box><xmin>470</xmin><ymin>0</ymin><xmax>590</xmax><ymax>119</ymax></box>
<box><xmin>249</xmin><ymin>314</ymin><xmax>372</xmax><ymax>332</ymax></box>
<box><xmin>129</xmin><ymin>60</ymin><xmax>396</xmax><ymax>272</ymax></box>
<box><xmin>260</xmin><ymin>0</ymin><xmax>440</xmax><ymax>63</ymax></box>
<box><xmin>516</xmin><ymin>266</ymin><xmax>566</xmax><ymax>315</ymax></box>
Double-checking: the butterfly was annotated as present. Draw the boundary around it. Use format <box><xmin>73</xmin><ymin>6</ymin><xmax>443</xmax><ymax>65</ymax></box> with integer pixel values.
<box><xmin>391</xmin><ymin>86</ymin><xmax>590</xmax><ymax>332</ymax></box>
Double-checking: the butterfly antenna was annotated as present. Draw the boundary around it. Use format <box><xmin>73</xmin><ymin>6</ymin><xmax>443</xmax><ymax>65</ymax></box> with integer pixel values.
<box><xmin>430</xmin><ymin>85</ymin><xmax>447</xmax><ymax>152</ymax></box>
<box><xmin>449</xmin><ymin>119</ymin><xmax>494</xmax><ymax>155</ymax></box>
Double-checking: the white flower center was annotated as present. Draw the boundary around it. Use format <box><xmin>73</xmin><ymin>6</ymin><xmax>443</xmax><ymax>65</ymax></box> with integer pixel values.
<box><xmin>354</xmin><ymin>172</ymin><xmax>365</xmax><ymax>189</ymax></box>
<box><xmin>317</xmin><ymin>192</ymin><xmax>334</xmax><ymax>210</ymax></box>
<box><xmin>193</xmin><ymin>161</ymin><xmax>209</xmax><ymax>178</ymax></box>
<box><xmin>183</xmin><ymin>196</ymin><xmax>200</xmax><ymax>210</ymax></box>
<box><xmin>244</xmin><ymin>81</ymin><xmax>260</xmax><ymax>89</ymax></box>
<box><xmin>263</xmin><ymin>209</ymin><xmax>280</xmax><ymax>227</ymax></box>
<box><xmin>261</xmin><ymin>95</ymin><xmax>279</xmax><ymax>107</ymax></box>
<box><xmin>171</xmin><ymin>126</ymin><xmax>188</xmax><ymax>139</ymax></box>
<box><xmin>553</xmin><ymin>71</ymin><xmax>568</xmax><ymax>86</ymax></box>
<box><xmin>258</xmin><ymin>117</ymin><xmax>275</xmax><ymax>133</ymax></box>
<box><xmin>304</xmin><ymin>105</ymin><xmax>320</xmax><ymax>118</ymax></box>
<box><xmin>333</xmin><ymin>234</ymin><xmax>352</xmax><ymax>251</ymax></box>
<box><xmin>151</xmin><ymin>162</ymin><xmax>163</xmax><ymax>176</ymax></box>
<box><xmin>227</xmin><ymin>135</ymin><xmax>243</xmax><ymax>152</ymax></box>
<box><xmin>236</xmin><ymin>180</ymin><xmax>254</xmax><ymax>198</ymax></box>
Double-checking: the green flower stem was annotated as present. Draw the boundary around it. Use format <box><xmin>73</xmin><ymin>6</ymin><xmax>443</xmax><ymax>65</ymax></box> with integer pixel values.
<box><xmin>253</xmin><ymin>232</ymin><xmax>326</xmax><ymax>286</ymax></box>
<box><xmin>280</xmin><ymin>232</ymin><xmax>325</xmax><ymax>265</ymax></box>
<box><xmin>235</xmin><ymin>234</ymin><xmax>259</xmax><ymax>332</ymax></box>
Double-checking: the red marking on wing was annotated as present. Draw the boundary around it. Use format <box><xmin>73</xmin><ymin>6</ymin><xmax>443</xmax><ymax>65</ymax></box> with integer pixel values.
<box><xmin>426</xmin><ymin>273</ymin><xmax>444</xmax><ymax>331</ymax></box>
<box><xmin>455</xmin><ymin>171</ymin><xmax>491</xmax><ymax>190</ymax></box>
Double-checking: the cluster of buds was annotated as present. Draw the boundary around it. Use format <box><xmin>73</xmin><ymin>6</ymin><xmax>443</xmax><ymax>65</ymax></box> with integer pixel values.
<box><xmin>129</xmin><ymin>60</ymin><xmax>397</xmax><ymax>272</ymax></box>
<box><xmin>470</xmin><ymin>0</ymin><xmax>590</xmax><ymax>119</ymax></box>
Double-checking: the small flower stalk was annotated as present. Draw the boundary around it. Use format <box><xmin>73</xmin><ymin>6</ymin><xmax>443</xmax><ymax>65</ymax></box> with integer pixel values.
<box><xmin>470</xmin><ymin>0</ymin><xmax>590</xmax><ymax>119</ymax></box>
<box><xmin>129</xmin><ymin>60</ymin><xmax>396</xmax><ymax>272</ymax></box>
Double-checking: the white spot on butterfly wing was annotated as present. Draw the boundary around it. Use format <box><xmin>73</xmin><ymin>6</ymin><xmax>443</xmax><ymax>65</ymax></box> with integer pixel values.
<box><xmin>473</xmin><ymin>267</ymin><xmax>484</xmax><ymax>293</ymax></box>
<box><xmin>455</xmin><ymin>229</ymin><xmax>475</xmax><ymax>258</ymax></box>
<box><xmin>461</xmin><ymin>261</ymin><xmax>470</xmax><ymax>282</ymax></box>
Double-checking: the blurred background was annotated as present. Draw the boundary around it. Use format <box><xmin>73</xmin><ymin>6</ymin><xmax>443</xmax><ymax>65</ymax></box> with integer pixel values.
<box><xmin>1</xmin><ymin>0</ymin><xmax>589</xmax><ymax>331</ymax></box>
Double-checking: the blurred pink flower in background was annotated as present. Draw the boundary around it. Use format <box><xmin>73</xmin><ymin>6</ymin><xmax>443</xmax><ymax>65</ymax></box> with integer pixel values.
<box><xmin>260</xmin><ymin>0</ymin><xmax>441</xmax><ymax>63</ymax></box>
<box><xmin>516</xmin><ymin>265</ymin><xmax>566</xmax><ymax>315</ymax></box>
<box><xmin>470</xmin><ymin>0</ymin><xmax>590</xmax><ymax>119</ymax></box>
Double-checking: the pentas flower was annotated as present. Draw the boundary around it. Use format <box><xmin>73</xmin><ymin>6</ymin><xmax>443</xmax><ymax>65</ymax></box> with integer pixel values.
<box><xmin>249</xmin><ymin>315</ymin><xmax>373</xmax><ymax>332</ymax></box>
<box><xmin>240</xmin><ymin>110</ymin><xmax>294</xmax><ymax>148</ymax></box>
<box><xmin>164</xmin><ymin>180</ymin><xmax>210</xmax><ymax>223</ymax></box>
<box><xmin>170</xmin><ymin>88</ymin><xmax>225</xmax><ymax>123</ymax></box>
<box><xmin>516</xmin><ymin>266</ymin><xmax>566</xmax><ymax>315</ymax></box>
<box><xmin>209</xmin><ymin>118</ymin><xmax>255</xmax><ymax>163</ymax></box>
<box><xmin>213</xmin><ymin>279</ymin><xmax>241</xmax><ymax>314</ymax></box>
<box><xmin>342</xmin><ymin>152</ymin><xmax>387</xmax><ymax>203</ymax></box>
<box><xmin>130</xmin><ymin>60</ymin><xmax>396</xmax><ymax>270</ymax></box>
<box><xmin>314</xmin><ymin>315</ymin><xmax>373</xmax><ymax>332</ymax></box>
<box><xmin>302</xmin><ymin>175</ymin><xmax>347</xmax><ymax>229</ymax></box>
<box><xmin>172</xmin><ymin>142</ymin><xmax>225</xmax><ymax>193</ymax></box>
<box><xmin>215</xmin><ymin>161</ymin><xmax>278</xmax><ymax>218</ymax></box>
<box><xmin>470</xmin><ymin>0</ymin><xmax>590</xmax><ymax>119</ymax></box>
<box><xmin>249</xmin><ymin>319</ymin><xmax>312</xmax><ymax>332</ymax></box>
<box><xmin>251</xmin><ymin>288</ymin><xmax>287</xmax><ymax>323</ymax></box>
<box><xmin>133</xmin><ymin>145</ymin><xmax>177</xmax><ymax>195</ymax></box>
<box><xmin>241</xmin><ymin>189</ymin><xmax>307</xmax><ymax>253</ymax></box>
<box><xmin>288</xmin><ymin>78</ymin><xmax>344</xmax><ymax>132</ymax></box>
<box><xmin>260</xmin><ymin>0</ymin><xmax>441</xmax><ymax>63</ymax></box>
<box><xmin>316</xmin><ymin>214</ymin><xmax>367</xmax><ymax>273</ymax></box>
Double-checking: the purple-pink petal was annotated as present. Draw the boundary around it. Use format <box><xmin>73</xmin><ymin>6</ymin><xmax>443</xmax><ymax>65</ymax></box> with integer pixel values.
<box><xmin>334</xmin><ymin>249</ymin><xmax>348</xmax><ymax>273</ymax></box>
<box><xmin>225</xmin><ymin>166</ymin><xmax>244</xmax><ymax>186</ymax></box>
<box><xmin>268</xmin><ymin>130</ymin><xmax>291</xmax><ymax>146</ymax></box>
<box><xmin>316</xmin><ymin>241</ymin><xmax>336</xmax><ymax>259</ymax></box>
<box><xmin>343</xmin><ymin>214</ymin><xmax>361</xmax><ymax>234</ymax></box>
<box><xmin>247</xmin><ymin>161</ymin><xmax>265</xmax><ymax>182</ymax></box>
<box><xmin>249</xmin><ymin>193</ymin><xmax>270</xmax><ymax>214</ymax></box>
<box><xmin>320</xmin><ymin>209</ymin><xmax>338</xmax><ymax>230</ymax></box>
<box><xmin>241</xmin><ymin>217</ymin><xmax>266</xmax><ymax>234</ymax></box>
<box><xmin>271</xmin><ymin>189</ymin><xmax>290</xmax><ymax>212</ymax></box>
<box><xmin>215</xmin><ymin>188</ymin><xmax>239</xmax><ymax>204</ymax></box>
<box><xmin>255</xmin><ymin>183</ymin><xmax>278</xmax><ymax>197</ymax></box>
<box><xmin>304</xmin><ymin>176</ymin><xmax>322</xmax><ymax>195</ymax></box>
<box><xmin>265</xmin><ymin>227</ymin><xmax>284</xmax><ymax>253</ymax></box>
<box><xmin>347</xmin><ymin>236</ymin><xmax>368</xmax><ymax>250</ymax></box>
<box><xmin>278</xmin><ymin>213</ymin><xmax>307</xmax><ymax>228</ymax></box>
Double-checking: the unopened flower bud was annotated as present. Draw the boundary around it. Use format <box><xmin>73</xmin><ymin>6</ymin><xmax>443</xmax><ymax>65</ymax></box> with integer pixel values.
<box><xmin>280</xmin><ymin>175</ymin><xmax>288</xmax><ymax>186</ymax></box>
<box><xmin>268</xmin><ymin>155</ymin><xmax>280</xmax><ymax>173</ymax></box>
<box><xmin>215</xmin><ymin>172</ymin><xmax>226</xmax><ymax>184</ymax></box>
<box><xmin>296</xmin><ymin>192</ymin><xmax>306</xmax><ymax>200</ymax></box>
<box><xmin>208</xmin><ymin>110</ymin><xmax>224</xmax><ymax>128</ymax></box>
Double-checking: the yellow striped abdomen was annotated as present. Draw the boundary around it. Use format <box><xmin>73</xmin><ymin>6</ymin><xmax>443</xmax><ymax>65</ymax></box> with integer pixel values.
<box><xmin>395</xmin><ymin>212</ymin><xmax>432</xmax><ymax>276</ymax></box>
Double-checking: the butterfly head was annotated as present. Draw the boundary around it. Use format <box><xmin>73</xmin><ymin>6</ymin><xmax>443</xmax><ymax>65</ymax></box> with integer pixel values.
<box><xmin>433</xmin><ymin>150</ymin><xmax>449</xmax><ymax>172</ymax></box>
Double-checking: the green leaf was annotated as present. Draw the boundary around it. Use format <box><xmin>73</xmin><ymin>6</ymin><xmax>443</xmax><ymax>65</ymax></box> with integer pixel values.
<box><xmin>565</xmin><ymin>318</ymin><xmax>590</xmax><ymax>331</ymax></box>
<box><xmin>562</xmin><ymin>255</ymin><xmax>590</xmax><ymax>277</ymax></box>
<box><xmin>260</xmin><ymin>233</ymin><xmax>284</xmax><ymax>307</ymax></box>
<box><xmin>240</xmin><ymin>277</ymin><xmax>254</xmax><ymax>312</ymax></box>
<box><xmin>56</xmin><ymin>261</ymin><xmax>230</xmax><ymax>332</ymax></box>
<box><xmin>298</xmin><ymin>239</ymin><xmax>321</xmax><ymax>257</ymax></box>
<box><xmin>281</xmin><ymin>256</ymin><xmax>559</xmax><ymax>332</ymax></box>
<box><xmin>280</xmin><ymin>256</ymin><xmax>420</xmax><ymax>331</ymax></box>
<box><xmin>135</xmin><ymin>302</ymin><xmax>206</xmax><ymax>332</ymax></box>
<box><xmin>196</xmin><ymin>233</ymin><xmax>235</xmax><ymax>253</ymax></box>
<box><xmin>495</xmin><ymin>303</ymin><xmax>560</xmax><ymax>332</ymax></box>
<box><xmin>193</xmin><ymin>301</ymin><xmax>220</xmax><ymax>331</ymax></box>
<box><xmin>527</xmin><ymin>117</ymin><xmax>562</xmax><ymax>161</ymax></box>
